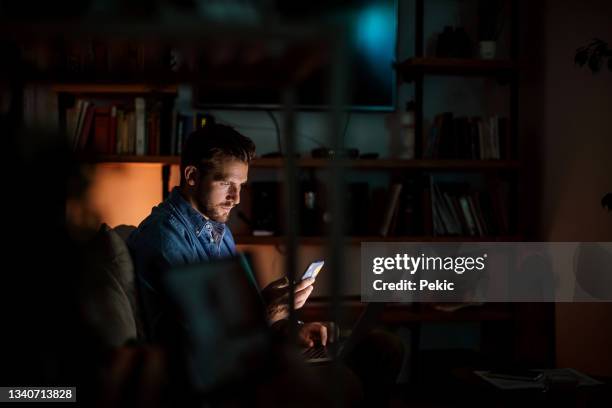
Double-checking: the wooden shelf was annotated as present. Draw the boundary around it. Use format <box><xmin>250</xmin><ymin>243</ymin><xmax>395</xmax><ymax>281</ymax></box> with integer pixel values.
<box><xmin>396</xmin><ymin>57</ymin><xmax>518</xmax><ymax>81</ymax></box>
<box><xmin>252</xmin><ymin>158</ymin><xmax>520</xmax><ymax>170</ymax></box>
<box><xmin>86</xmin><ymin>156</ymin><xmax>520</xmax><ymax>170</ymax></box>
<box><xmin>15</xmin><ymin>21</ymin><xmax>331</xmax><ymax>89</ymax></box>
<box><xmin>52</xmin><ymin>83</ymin><xmax>179</xmax><ymax>94</ymax></box>
<box><xmin>81</xmin><ymin>155</ymin><xmax>179</xmax><ymax>164</ymax></box>
<box><xmin>300</xmin><ymin>300</ymin><xmax>514</xmax><ymax>323</ymax></box>
<box><xmin>235</xmin><ymin>235</ymin><xmax>523</xmax><ymax>245</ymax></box>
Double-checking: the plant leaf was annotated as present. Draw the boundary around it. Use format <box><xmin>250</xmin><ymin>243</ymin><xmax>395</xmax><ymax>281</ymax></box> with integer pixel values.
<box><xmin>588</xmin><ymin>54</ymin><xmax>601</xmax><ymax>72</ymax></box>
<box><xmin>575</xmin><ymin>49</ymin><xmax>589</xmax><ymax>66</ymax></box>
<box><xmin>602</xmin><ymin>193</ymin><xmax>612</xmax><ymax>211</ymax></box>
<box><xmin>590</xmin><ymin>38</ymin><xmax>604</xmax><ymax>46</ymax></box>
<box><xmin>595</xmin><ymin>41</ymin><xmax>609</xmax><ymax>54</ymax></box>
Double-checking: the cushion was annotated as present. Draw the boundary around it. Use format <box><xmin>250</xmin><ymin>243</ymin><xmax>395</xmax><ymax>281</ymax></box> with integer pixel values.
<box><xmin>82</xmin><ymin>224</ymin><xmax>140</xmax><ymax>347</ymax></box>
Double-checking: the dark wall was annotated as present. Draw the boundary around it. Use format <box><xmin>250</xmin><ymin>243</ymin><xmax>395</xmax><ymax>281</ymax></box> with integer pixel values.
<box><xmin>521</xmin><ymin>0</ymin><xmax>612</xmax><ymax>375</ymax></box>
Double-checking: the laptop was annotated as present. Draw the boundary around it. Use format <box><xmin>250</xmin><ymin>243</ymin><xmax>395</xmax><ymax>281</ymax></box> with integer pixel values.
<box><xmin>302</xmin><ymin>302</ymin><xmax>386</xmax><ymax>364</ymax></box>
<box><xmin>162</xmin><ymin>255</ymin><xmax>270</xmax><ymax>393</ymax></box>
<box><xmin>162</xmin><ymin>255</ymin><xmax>385</xmax><ymax>387</ymax></box>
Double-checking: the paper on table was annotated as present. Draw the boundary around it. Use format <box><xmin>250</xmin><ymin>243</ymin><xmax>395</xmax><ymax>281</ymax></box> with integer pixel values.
<box><xmin>475</xmin><ymin>368</ymin><xmax>602</xmax><ymax>390</ymax></box>
<box><xmin>475</xmin><ymin>371</ymin><xmax>544</xmax><ymax>390</ymax></box>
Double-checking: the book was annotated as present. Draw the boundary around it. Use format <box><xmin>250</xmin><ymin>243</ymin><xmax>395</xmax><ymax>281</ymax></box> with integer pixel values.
<box><xmin>127</xmin><ymin>111</ymin><xmax>136</xmax><ymax>154</ymax></box>
<box><xmin>467</xmin><ymin>195</ymin><xmax>484</xmax><ymax>236</ymax></box>
<box><xmin>92</xmin><ymin>106</ymin><xmax>111</xmax><ymax>154</ymax></box>
<box><xmin>78</xmin><ymin>102</ymin><xmax>95</xmax><ymax>152</ymax></box>
<box><xmin>116</xmin><ymin>109</ymin><xmax>127</xmax><ymax>154</ymax></box>
<box><xmin>459</xmin><ymin>196</ymin><xmax>478</xmax><ymax>236</ymax></box>
<box><xmin>73</xmin><ymin>100</ymin><xmax>88</xmax><ymax>150</ymax></box>
<box><xmin>109</xmin><ymin>106</ymin><xmax>117</xmax><ymax>154</ymax></box>
<box><xmin>490</xmin><ymin>115</ymin><xmax>500</xmax><ymax>159</ymax></box>
<box><xmin>379</xmin><ymin>183</ymin><xmax>403</xmax><ymax>237</ymax></box>
<box><xmin>65</xmin><ymin>104</ymin><xmax>79</xmax><ymax>145</ymax></box>
<box><xmin>396</xmin><ymin>177</ymin><xmax>422</xmax><ymax>235</ymax></box>
<box><xmin>134</xmin><ymin>97</ymin><xmax>146</xmax><ymax>155</ymax></box>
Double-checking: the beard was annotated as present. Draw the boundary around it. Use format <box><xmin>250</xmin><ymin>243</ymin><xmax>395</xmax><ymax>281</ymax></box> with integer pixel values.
<box><xmin>199</xmin><ymin>201</ymin><xmax>234</xmax><ymax>223</ymax></box>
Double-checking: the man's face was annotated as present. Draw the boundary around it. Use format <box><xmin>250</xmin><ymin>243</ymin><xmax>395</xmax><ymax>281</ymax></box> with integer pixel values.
<box><xmin>193</xmin><ymin>158</ymin><xmax>249</xmax><ymax>223</ymax></box>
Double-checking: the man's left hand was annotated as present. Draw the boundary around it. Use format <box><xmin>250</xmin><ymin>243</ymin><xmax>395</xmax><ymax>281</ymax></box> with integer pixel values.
<box><xmin>294</xmin><ymin>278</ymin><xmax>315</xmax><ymax>309</ymax></box>
<box><xmin>261</xmin><ymin>276</ymin><xmax>316</xmax><ymax>323</ymax></box>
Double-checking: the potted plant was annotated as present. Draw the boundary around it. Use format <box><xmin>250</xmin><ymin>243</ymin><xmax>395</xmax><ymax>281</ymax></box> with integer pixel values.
<box><xmin>477</xmin><ymin>0</ymin><xmax>506</xmax><ymax>59</ymax></box>
<box><xmin>575</xmin><ymin>38</ymin><xmax>612</xmax><ymax>73</ymax></box>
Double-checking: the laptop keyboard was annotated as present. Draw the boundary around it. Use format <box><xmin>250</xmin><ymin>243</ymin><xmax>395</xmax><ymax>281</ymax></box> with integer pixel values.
<box><xmin>302</xmin><ymin>346</ymin><xmax>329</xmax><ymax>359</ymax></box>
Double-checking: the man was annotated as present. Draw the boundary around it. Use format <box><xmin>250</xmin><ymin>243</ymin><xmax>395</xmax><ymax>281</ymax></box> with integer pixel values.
<box><xmin>127</xmin><ymin>122</ymin><xmax>328</xmax><ymax>347</ymax></box>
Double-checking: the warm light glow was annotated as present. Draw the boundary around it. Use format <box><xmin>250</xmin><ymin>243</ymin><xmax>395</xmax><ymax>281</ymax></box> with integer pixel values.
<box><xmin>80</xmin><ymin>163</ymin><xmax>180</xmax><ymax>228</ymax></box>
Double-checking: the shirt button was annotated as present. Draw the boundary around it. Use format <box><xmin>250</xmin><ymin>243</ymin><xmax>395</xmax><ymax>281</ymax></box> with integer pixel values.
<box><xmin>204</xmin><ymin>223</ymin><xmax>212</xmax><ymax>231</ymax></box>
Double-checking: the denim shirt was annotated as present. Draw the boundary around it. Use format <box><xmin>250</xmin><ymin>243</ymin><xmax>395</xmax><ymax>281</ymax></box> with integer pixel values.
<box><xmin>127</xmin><ymin>187</ymin><xmax>237</xmax><ymax>338</ymax></box>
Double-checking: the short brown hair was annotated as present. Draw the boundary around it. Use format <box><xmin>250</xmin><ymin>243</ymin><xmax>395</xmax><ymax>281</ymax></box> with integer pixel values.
<box><xmin>180</xmin><ymin>124</ymin><xmax>256</xmax><ymax>183</ymax></box>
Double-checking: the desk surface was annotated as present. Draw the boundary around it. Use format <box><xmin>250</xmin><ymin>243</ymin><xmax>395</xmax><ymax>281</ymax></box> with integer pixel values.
<box><xmin>299</xmin><ymin>300</ymin><xmax>514</xmax><ymax>324</ymax></box>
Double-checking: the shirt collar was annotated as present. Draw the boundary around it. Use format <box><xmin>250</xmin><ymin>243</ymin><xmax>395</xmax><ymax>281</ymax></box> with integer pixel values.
<box><xmin>167</xmin><ymin>187</ymin><xmax>226</xmax><ymax>242</ymax></box>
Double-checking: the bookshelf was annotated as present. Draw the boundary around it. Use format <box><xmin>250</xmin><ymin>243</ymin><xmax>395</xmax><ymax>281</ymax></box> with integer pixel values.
<box><xmin>33</xmin><ymin>1</ymin><xmax>523</xmax><ymax>245</ymax></box>
<box><xmin>11</xmin><ymin>4</ymin><xmax>555</xmax><ymax>370</ymax></box>
<box><xmin>378</xmin><ymin>0</ymin><xmax>523</xmax><ymax>242</ymax></box>
<box><xmin>395</xmin><ymin>57</ymin><xmax>518</xmax><ymax>79</ymax></box>
<box><xmin>50</xmin><ymin>84</ymin><xmax>179</xmax><ymax>94</ymax></box>
<box><xmin>235</xmin><ymin>234</ymin><xmax>523</xmax><ymax>246</ymax></box>
<box><xmin>83</xmin><ymin>155</ymin><xmax>520</xmax><ymax>170</ymax></box>
<box><xmin>374</xmin><ymin>0</ymin><xmax>553</xmax><ymax>370</ymax></box>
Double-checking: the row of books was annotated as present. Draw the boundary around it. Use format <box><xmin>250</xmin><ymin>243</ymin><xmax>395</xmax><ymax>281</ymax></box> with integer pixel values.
<box><xmin>425</xmin><ymin>113</ymin><xmax>509</xmax><ymax>160</ymax></box>
<box><xmin>377</xmin><ymin>176</ymin><xmax>510</xmax><ymax>237</ymax></box>
<box><xmin>378</xmin><ymin>177</ymin><xmax>423</xmax><ymax>237</ymax></box>
<box><xmin>169</xmin><ymin>112</ymin><xmax>210</xmax><ymax>155</ymax></box>
<box><xmin>35</xmin><ymin>40</ymin><xmax>172</xmax><ymax>76</ymax></box>
<box><xmin>430</xmin><ymin>179</ymin><xmax>510</xmax><ymax>236</ymax></box>
<box><xmin>239</xmin><ymin>181</ymin><xmax>371</xmax><ymax>237</ymax></box>
<box><xmin>66</xmin><ymin>98</ymin><xmax>170</xmax><ymax>155</ymax></box>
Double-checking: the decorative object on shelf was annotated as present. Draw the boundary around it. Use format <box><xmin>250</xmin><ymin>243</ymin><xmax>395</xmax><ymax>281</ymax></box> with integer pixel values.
<box><xmin>300</xmin><ymin>179</ymin><xmax>321</xmax><ymax>236</ymax></box>
<box><xmin>435</xmin><ymin>26</ymin><xmax>472</xmax><ymax>58</ymax></box>
<box><xmin>398</xmin><ymin>100</ymin><xmax>416</xmax><ymax>159</ymax></box>
<box><xmin>310</xmin><ymin>147</ymin><xmax>359</xmax><ymax>159</ymax></box>
<box><xmin>250</xmin><ymin>182</ymin><xmax>280</xmax><ymax>236</ymax></box>
<box><xmin>477</xmin><ymin>0</ymin><xmax>506</xmax><ymax>59</ymax></box>
<box><xmin>478</xmin><ymin>41</ymin><xmax>496</xmax><ymax>60</ymax></box>
<box><xmin>436</xmin><ymin>26</ymin><xmax>454</xmax><ymax>57</ymax></box>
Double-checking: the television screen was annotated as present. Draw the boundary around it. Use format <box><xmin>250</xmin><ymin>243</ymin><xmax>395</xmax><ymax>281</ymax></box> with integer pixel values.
<box><xmin>194</xmin><ymin>0</ymin><xmax>397</xmax><ymax>111</ymax></box>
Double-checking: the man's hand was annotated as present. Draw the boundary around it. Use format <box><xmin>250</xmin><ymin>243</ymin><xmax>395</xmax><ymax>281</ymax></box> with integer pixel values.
<box><xmin>294</xmin><ymin>278</ymin><xmax>314</xmax><ymax>309</ymax></box>
<box><xmin>261</xmin><ymin>276</ymin><xmax>316</xmax><ymax>324</ymax></box>
<box><xmin>299</xmin><ymin>322</ymin><xmax>330</xmax><ymax>348</ymax></box>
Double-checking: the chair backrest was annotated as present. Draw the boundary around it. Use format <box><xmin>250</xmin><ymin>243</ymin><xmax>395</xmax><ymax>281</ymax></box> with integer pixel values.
<box><xmin>83</xmin><ymin>224</ymin><xmax>142</xmax><ymax>347</ymax></box>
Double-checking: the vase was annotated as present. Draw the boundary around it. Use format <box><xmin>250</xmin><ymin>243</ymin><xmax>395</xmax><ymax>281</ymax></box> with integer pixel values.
<box><xmin>479</xmin><ymin>41</ymin><xmax>497</xmax><ymax>59</ymax></box>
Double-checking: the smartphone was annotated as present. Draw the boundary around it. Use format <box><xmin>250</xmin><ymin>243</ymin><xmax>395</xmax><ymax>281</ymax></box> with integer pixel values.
<box><xmin>301</xmin><ymin>261</ymin><xmax>324</xmax><ymax>281</ymax></box>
